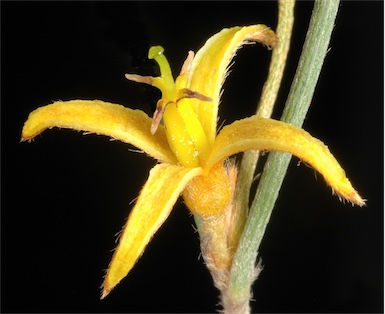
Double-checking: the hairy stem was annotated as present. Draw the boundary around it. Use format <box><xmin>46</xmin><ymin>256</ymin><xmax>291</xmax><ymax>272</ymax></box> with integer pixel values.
<box><xmin>231</xmin><ymin>0</ymin><xmax>295</xmax><ymax>261</ymax></box>
<box><xmin>226</xmin><ymin>0</ymin><xmax>340</xmax><ymax>311</ymax></box>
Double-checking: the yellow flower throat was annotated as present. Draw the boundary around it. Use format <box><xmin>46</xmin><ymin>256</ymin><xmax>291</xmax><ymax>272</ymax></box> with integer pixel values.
<box><xmin>148</xmin><ymin>46</ymin><xmax>211</xmax><ymax>168</ymax></box>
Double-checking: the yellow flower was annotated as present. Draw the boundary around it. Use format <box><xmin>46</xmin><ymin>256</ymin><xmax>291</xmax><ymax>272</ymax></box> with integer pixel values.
<box><xmin>21</xmin><ymin>25</ymin><xmax>364</xmax><ymax>299</ymax></box>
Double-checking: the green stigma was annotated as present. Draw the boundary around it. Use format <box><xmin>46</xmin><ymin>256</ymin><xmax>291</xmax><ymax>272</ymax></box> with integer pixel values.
<box><xmin>148</xmin><ymin>46</ymin><xmax>176</xmax><ymax>102</ymax></box>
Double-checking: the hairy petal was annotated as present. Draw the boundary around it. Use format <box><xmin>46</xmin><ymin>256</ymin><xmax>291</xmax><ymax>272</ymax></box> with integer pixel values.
<box><xmin>207</xmin><ymin>116</ymin><xmax>364</xmax><ymax>206</ymax></box>
<box><xmin>21</xmin><ymin>100</ymin><xmax>177</xmax><ymax>164</ymax></box>
<box><xmin>101</xmin><ymin>164</ymin><xmax>203</xmax><ymax>298</ymax></box>
<box><xmin>186</xmin><ymin>25</ymin><xmax>278</xmax><ymax>146</ymax></box>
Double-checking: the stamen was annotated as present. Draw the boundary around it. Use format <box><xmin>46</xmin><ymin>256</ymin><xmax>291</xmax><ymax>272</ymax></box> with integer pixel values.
<box><xmin>175</xmin><ymin>98</ymin><xmax>211</xmax><ymax>163</ymax></box>
<box><xmin>162</xmin><ymin>103</ymin><xmax>200</xmax><ymax>168</ymax></box>
<box><xmin>151</xmin><ymin>99</ymin><xmax>170</xmax><ymax>135</ymax></box>
<box><xmin>125</xmin><ymin>74</ymin><xmax>153</xmax><ymax>85</ymax></box>
<box><xmin>180</xmin><ymin>51</ymin><xmax>195</xmax><ymax>76</ymax></box>
<box><xmin>176</xmin><ymin>88</ymin><xmax>213</xmax><ymax>103</ymax></box>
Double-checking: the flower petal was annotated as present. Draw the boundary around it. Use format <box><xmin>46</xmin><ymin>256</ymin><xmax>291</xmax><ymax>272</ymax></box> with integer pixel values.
<box><xmin>186</xmin><ymin>25</ymin><xmax>278</xmax><ymax>145</ymax></box>
<box><xmin>21</xmin><ymin>100</ymin><xmax>177</xmax><ymax>164</ymax></box>
<box><xmin>207</xmin><ymin>116</ymin><xmax>364</xmax><ymax>206</ymax></box>
<box><xmin>101</xmin><ymin>163</ymin><xmax>203</xmax><ymax>298</ymax></box>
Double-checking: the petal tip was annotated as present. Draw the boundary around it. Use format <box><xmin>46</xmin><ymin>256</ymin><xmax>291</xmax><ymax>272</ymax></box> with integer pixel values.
<box><xmin>333</xmin><ymin>187</ymin><xmax>366</xmax><ymax>207</ymax></box>
<box><xmin>100</xmin><ymin>287</ymin><xmax>110</xmax><ymax>300</ymax></box>
<box><xmin>100</xmin><ymin>276</ymin><xmax>113</xmax><ymax>300</ymax></box>
<box><xmin>350</xmin><ymin>194</ymin><xmax>366</xmax><ymax>207</ymax></box>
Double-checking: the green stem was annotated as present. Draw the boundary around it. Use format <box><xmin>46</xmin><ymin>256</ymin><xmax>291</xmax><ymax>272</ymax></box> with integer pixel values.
<box><xmin>227</xmin><ymin>0</ymin><xmax>340</xmax><ymax>308</ymax></box>
<box><xmin>231</xmin><ymin>0</ymin><xmax>295</xmax><ymax>258</ymax></box>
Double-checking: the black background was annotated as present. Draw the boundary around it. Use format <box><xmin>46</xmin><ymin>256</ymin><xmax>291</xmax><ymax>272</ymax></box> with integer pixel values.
<box><xmin>1</xmin><ymin>1</ymin><xmax>383</xmax><ymax>313</ymax></box>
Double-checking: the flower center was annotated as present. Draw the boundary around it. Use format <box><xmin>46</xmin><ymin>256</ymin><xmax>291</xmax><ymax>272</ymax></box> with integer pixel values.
<box><xmin>148</xmin><ymin>46</ymin><xmax>211</xmax><ymax>168</ymax></box>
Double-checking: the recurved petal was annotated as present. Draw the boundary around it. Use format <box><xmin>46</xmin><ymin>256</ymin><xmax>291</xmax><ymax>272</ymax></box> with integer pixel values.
<box><xmin>207</xmin><ymin>116</ymin><xmax>364</xmax><ymax>206</ymax></box>
<box><xmin>21</xmin><ymin>100</ymin><xmax>177</xmax><ymax>164</ymax></box>
<box><xmin>101</xmin><ymin>163</ymin><xmax>203</xmax><ymax>298</ymax></box>
<box><xmin>186</xmin><ymin>25</ymin><xmax>278</xmax><ymax>145</ymax></box>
